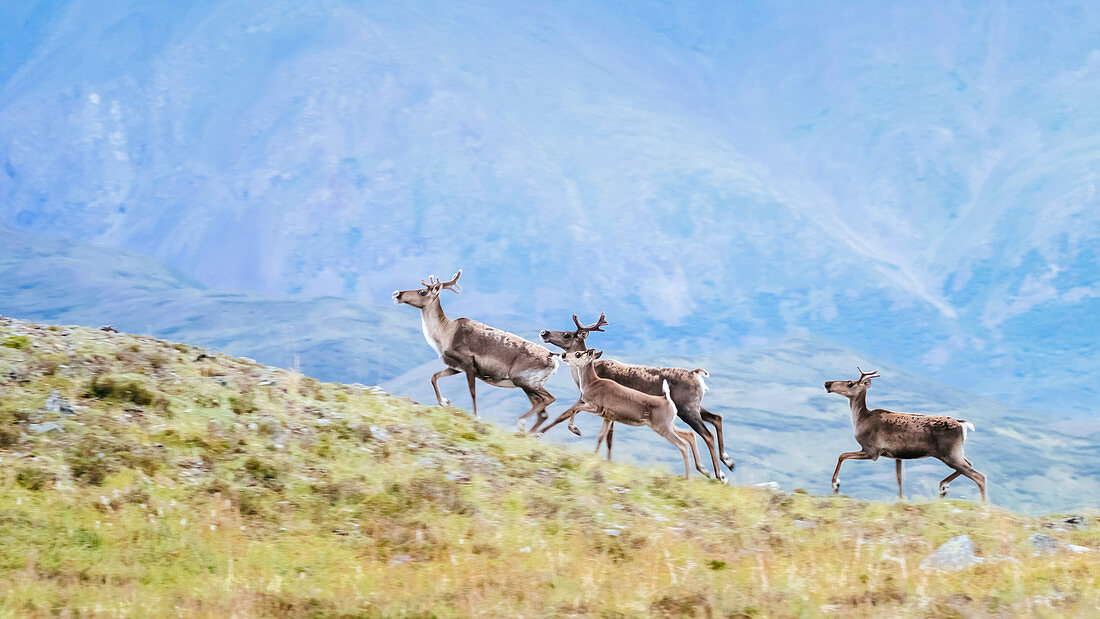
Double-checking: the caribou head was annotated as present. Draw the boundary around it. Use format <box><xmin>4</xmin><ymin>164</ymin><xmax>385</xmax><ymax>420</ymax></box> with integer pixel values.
<box><xmin>540</xmin><ymin>313</ymin><xmax>608</xmax><ymax>352</ymax></box>
<box><xmin>824</xmin><ymin>367</ymin><xmax>880</xmax><ymax>397</ymax></box>
<box><xmin>560</xmin><ymin>348</ymin><xmax>604</xmax><ymax>368</ymax></box>
<box><xmin>392</xmin><ymin>270</ymin><xmax>462</xmax><ymax>309</ymax></box>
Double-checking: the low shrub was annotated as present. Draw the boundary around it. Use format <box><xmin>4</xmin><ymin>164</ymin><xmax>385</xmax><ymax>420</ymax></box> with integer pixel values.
<box><xmin>85</xmin><ymin>375</ymin><xmax>162</xmax><ymax>408</ymax></box>
<box><xmin>2</xmin><ymin>336</ymin><xmax>29</xmax><ymax>349</ymax></box>
<box><xmin>15</xmin><ymin>466</ymin><xmax>55</xmax><ymax>491</ymax></box>
<box><xmin>243</xmin><ymin>457</ymin><xmax>283</xmax><ymax>491</ymax></box>
<box><xmin>67</xmin><ymin>435</ymin><xmax>124</xmax><ymax>486</ymax></box>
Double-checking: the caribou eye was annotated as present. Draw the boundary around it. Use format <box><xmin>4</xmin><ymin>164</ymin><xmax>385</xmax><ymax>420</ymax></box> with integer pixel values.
<box><xmin>418</xmin><ymin>290</ymin><xmax>426</xmax><ymax>296</ymax></box>
<box><xmin>564</xmin><ymin>333</ymin><xmax>571</xmax><ymax>339</ymax></box>
<box><xmin>847</xmin><ymin>381</ymin><xmax>854</xmax><ymax>387</ymax></box>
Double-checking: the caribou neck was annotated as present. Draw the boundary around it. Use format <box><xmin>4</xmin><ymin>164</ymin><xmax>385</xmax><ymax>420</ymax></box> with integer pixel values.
<box><xmin>577</xmin><ymin>362</ymin><xmax>600</xmax><ymax>394</ymax></box>
<box><xmin>565</xmin><ymin>339</ymin><xmax>588</xmax><ymax>386</ymax></box>
<box><xmin>848</xmin><ymin>391</ymin><xmax>872</xmax><ymax>426</ymax></box>
<box><xmin>420</xmin><ymin>296</ymin><xmax>452</xmax><ymax>350</ymax></box>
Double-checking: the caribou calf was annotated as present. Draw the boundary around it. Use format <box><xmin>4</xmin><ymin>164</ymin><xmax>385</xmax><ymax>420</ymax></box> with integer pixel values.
<box><xmin>561</xmin><ymin>349</ymin><xmax>708</xmax><ymax>479</ymax></box>
<box><xmin>536</xmin><ymin>313</ymin><xmax>733</xmax><ymax>481</ymax></box>
<box><xmin>825</xmin><ymin>368</ymin><xmax>987</xmax><ymax>502</ymax></box>
<box><xmin>393</xmin><ymin>270</ymin><xmax>558</xmax><ymax>426</ymax></box>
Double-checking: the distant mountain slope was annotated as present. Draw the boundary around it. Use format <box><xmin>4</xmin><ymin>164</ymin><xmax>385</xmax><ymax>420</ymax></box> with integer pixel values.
<box><xmin>2</xmin><ymin>1</ymin><xmax>1099</xmax><ymax>415</ymax></box>
<box><xmin>385</xmin><ymin>334</ymin><xmax>1099</xmax><ymax>515</ymax></box>
<box><xmin>0</xmin><ymin>226</ymin><xmax>421</xmax><ymax>385</ymax></box>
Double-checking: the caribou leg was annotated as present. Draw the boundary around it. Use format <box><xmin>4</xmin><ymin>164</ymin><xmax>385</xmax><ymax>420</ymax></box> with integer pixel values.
<box><xmin>677</xmin><ymin>402</ymin><xmax>726</xmax><ymax>482</ymax></box>
<box><xmin>654</xmin><ymin>423</ymin><xmax>693</xmax><ymax>479</ymax></box>
<box><xmin>831</xmin><ymin>450</ymin><xmax>872</xmax><ymax>494</ymax></box>
<box><xmin>701</xmin><ymin>407</ymin><xmax>735</xmax><ymax>471</ymax></box>
<box><xmin>464</xmin><ymin>368</ymin><xmax>478</xmax><ymax>417</ymax></box>
<box><xmin>430</xmin><ymin>367</ymin><xmax>460</xmax><ymax>406</ymax></box>
<box><xmin>594</xmin><ymin>418</ymin><xmax>613</xmax><ymax>457</ymax></box>
<box><xmin>937</xmin><ymin>458</ymin><xmax>972</xmax><ymax>498</ymax></box>
<box><xmin>535</xmin><ymin>399</ymin><xmax>595</xmax><ymax>436</ymax></box>
<box><xmin>938</xmin><ymin>470</ymin><xmax>963</xmax><ymax>498</ymax></box>
<box><xmin>676</xmin><ymin>428</ymin><xmax>711</xmax><ymax>479</ymax></box>
<box><xmin>895</xmin><ymin>459</ymin><xmax>903</xmax><ymax>500</ymax></box>
<box><xmin>940</xmin><ymin>455</ymin><xmax>987</xmax><ymax>502</ymax></box>
<box><xmin>514</xmin><ymin>380</ymin><xmax>555</xmax><ymax>431</ymax></box>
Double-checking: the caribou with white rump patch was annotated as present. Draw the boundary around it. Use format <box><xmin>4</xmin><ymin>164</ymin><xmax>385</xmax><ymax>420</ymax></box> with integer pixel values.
<box><xmin>825</xmin><ymin>368</ymin><xmax>987</xmax><ymax>502</ymax></box>
<box><xmin>561</xmin><ymin>349</ymin><xmax>707</xmax><ymax>479</ymax></box>
<box><xmin>536</xmin><ymin>313</ymin><xmax>733</xmax><ymax>483</ymax></box>
<box><xmin>392</xmin><ymin>270</ymin><xmax>558</xmax><ymax>425</ymax></box>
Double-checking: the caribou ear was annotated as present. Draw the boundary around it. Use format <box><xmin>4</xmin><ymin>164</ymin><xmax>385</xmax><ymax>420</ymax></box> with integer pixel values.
<box><xmin>594</xmin><ymin>351</ymin><xmax>603</xmax><ymax>359</ymax></box>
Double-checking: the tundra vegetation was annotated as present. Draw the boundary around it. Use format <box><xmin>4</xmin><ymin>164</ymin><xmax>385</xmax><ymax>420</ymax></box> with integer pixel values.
<box><xmin>0</xmin><ymin>317</ymin><xmax>1097</xmax><ymax>617</ymax></box>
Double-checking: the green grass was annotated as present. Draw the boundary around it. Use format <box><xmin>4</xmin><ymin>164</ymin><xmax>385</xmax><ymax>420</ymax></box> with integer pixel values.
<box><xmin>0</xmin><ymin>316</ymin><xmax>1097</xmax><ymax>617</ymax></box>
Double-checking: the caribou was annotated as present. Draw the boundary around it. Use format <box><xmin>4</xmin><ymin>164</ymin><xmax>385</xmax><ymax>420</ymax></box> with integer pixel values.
<box><xmin>392</xmin><ymin>271</ymin><xmax>558</xmax><ymax>426</ymax></box>
<box><xmin>535</xmin><ymin>313</ymin><xmax>734</xmax><ymax>482</ymax></box>
<box><xmin>825</xmin><ymin>368</ymin><xmax>987</xmax><ymax>502</ymax></box>
<box><xmin>561</xmin><ymin>349</ymin><xmax>707</xmax><ymax>479</ymax></box>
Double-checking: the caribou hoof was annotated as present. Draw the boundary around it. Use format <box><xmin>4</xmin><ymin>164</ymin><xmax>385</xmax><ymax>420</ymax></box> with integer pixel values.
<box><xmin>722</xmin><ymin>453</ymin><xmax>736</xmax><ymax>471</ymax></box>
<box><xmin>939</xmin><ymin>484</ymin><xmax>949</xmax><ymax>499</ymax></box>
<box><xmin>831</xmin><ymin>480</ymin><xmax>840</xmax><ymax>494</ymax></box>
<box><xmin>718</xmin><ymin>472</ymin><xmax>729</xmax><ymax>485</ymax></box>
<box><xmin>568</xmin><ymin>425</ymin><xmax>581</xmax><ymax>437</ymax></box>
<box><xmin>441</xmin><ymin>398</ymin><xmax>452</xmax><ymax>407</ymax></box>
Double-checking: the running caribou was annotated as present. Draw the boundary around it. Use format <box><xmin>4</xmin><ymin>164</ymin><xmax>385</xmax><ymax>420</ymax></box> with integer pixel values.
<box><xmin>560</xmin><ymin>349</ymin><xmax>707</xmax><ymax>479</ymax></box>
<box><xmin>392</xmin><ymin>270</ymin><xmax>558</xmax><ymax>426</ymax></box>
<box><xmin>825</xmin><ymin>368</ymin><xmax>987</xmax><ymax>502</ymax></box>
<box><xmin>536</xmin><ymin>313</ymin><xmax>734</xmax><ymax>482</ymax></box>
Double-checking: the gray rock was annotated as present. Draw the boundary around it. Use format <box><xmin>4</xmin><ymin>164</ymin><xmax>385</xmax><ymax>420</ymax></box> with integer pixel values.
<box><xmin>388</xmin><ymin>554</ymin><xmax>413</xmax><ymax>566</ymax></box>
<box><xmin>28</xmin><ymin>422</ymin><xmax>64</xmax><ymax>434</ymax></box>
<box><xmin>44</xmin><ymin>390</ymin><xmax>75</xmax><ymax>415</ymax></box>
<box><xmin>1029</xmin><ymin>534</ymin><xmax>1059</xmax><ymax>555</ymax></box>
<box><xmin>794</xmin><ymin>520</ymin><xmax>816</xmax><ymax>529</ymax></box>
<box><xmin>445</xmin><ymin>471</ymin><xmax>471</xmax><ymax>484</ymax></box>
<box><xmin>753</xmin><ymin>481</ymin><xmax>781</xmax><ymax>491</ymax></box>
<box><xmin>1065</xmin><ymin>544</ymin><xmax>1093</xmax><ymax>554</ymax></box>
<box><xmin>368</xmin><ymin>425</ymin><xmax>390</xmax><ymax>442</ymax></box>
<box><xmin>920</xmin><ymin>535</ymin><xmax>983</xmax><ymax>571</ymax></box>
<box><xmin>1063</xmin><ymin>515</ymin><xmax>1086</xmax><ymax>529</ymax></box>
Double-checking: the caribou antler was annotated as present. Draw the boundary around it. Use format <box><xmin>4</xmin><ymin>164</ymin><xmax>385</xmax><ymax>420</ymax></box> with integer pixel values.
<box><xmin>572</xmin><ymin>312</ymin><xmax>609</xmax><ymax>333</ymax></box>
<box><xmin>857</xmin><ymin>366</ymin><xmax>880</xmax><ymax>380</ymax></box>
<box><xmin>440</xmin><ymin>270</ymin><xmax>462</xmax><ymax>293</ymax></box>
<box><xmin>419</xmin><ymin>270</ymin><xmax>461</xmax><ymax>293</ymax></box>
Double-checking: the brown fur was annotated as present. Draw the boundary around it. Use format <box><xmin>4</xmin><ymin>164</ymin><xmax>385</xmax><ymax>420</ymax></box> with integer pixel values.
<box><xmin>825</xmin><ymin>369</ymin><xmax>986</xmax><ymax>502</ymax></box>
<box><xmin>393</xmin><ymin>271</ymin><xmax>557</xmax><ymax>423</ymax></box>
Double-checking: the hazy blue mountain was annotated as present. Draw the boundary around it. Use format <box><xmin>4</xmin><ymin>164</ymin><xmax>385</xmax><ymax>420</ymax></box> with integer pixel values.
<box><xmin>0</xmin><ymin>226</ymin><xmax>422</xmax><ymax>385</ymax></box>
<box><xmin>1</xmin><ymin>1</ymin><xmax>1099</xmax><ymax>418</ymax></box>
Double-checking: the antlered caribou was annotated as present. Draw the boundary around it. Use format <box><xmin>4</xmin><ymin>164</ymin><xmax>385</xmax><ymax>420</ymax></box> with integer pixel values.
<box><xmin>825</xmin><ymin>368</ymin><xmax>987</xmax><ymax>502</ymax></box>
<box><xmin>393</xmin><ymin>271</ymin><xmax>558</xmax><ymax>426</ymax></box>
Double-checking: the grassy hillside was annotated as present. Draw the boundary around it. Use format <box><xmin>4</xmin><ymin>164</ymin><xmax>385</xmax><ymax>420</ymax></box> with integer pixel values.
<box><xmin>1</xmin><ymin>317</ymin><xmax>1097</xmax><ymax>616</ymax></box>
